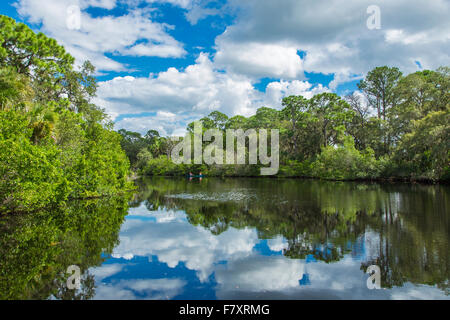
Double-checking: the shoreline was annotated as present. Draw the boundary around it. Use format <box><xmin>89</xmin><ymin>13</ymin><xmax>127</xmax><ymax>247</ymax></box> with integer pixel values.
<box><xmin>0</xmin><ymin>188</ymin><xmax>136</xmax><ymax>216</ymax></box>
<box><xmin>136</xmin><ymin>174</ymin><xmax>448</xmax><ymax>185</ymax></box>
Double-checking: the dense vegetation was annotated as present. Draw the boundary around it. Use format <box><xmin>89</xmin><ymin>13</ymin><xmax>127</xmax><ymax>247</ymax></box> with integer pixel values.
<box><xmin>0</xmin><ymin>16</ymin><xmax>132</xmax><ymax>214</ymax></box>
<box><xmin>0</xmin><ymin>13</ymin><xmax>448</xmax><ymax>217</ymax></box>
<box><xmin>121</xmin><ymin>66</ymin><xmax>449</xmax><ymax>182</ymax></box>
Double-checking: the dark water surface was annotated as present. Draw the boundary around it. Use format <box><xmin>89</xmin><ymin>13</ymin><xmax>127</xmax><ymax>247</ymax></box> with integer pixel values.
<box><xmin>1</xmin><ymin>177</ymin><xmax>449</xmax><ymax>299</ymax></box>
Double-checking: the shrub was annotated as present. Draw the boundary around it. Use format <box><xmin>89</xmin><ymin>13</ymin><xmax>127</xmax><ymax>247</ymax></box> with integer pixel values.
<box><xmin>312</xmin><ymin>136</ymin><xmax>380</xmax><ymax>180</ymax></box>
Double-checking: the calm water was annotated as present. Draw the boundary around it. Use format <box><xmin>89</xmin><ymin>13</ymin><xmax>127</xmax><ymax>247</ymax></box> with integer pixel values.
<box><xmin>1</xmin><ymin>177</ymin><xmax>449</xmax><ymax>300</ymax></box>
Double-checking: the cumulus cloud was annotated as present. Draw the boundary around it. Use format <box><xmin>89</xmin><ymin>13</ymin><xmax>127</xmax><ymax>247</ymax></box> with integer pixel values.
<box><xmin>214</xmin><ymin>255</ymin><xmax>305</xmax><ymax>293</ymax></box>
<box><xmin>145</xmin><ymin>0</ymin><xmax>193</xmax><ymax>9</ymax></box>
<box><xmin>127</xmin><ymin>205</ymin><xmax>188</xmax><ymax>223</ymax></box>
<box><xmin>15</xmin><ymin>0</ymin><xmax>186</xmax><ymax>71</ymax></box>
<box><xmin>215</xmin><ymin>0</ymin><xmax>450</xmax><ymax>84</ymax></box>
<box><xmin>14</xmin><ymin>0</ymin><xmax>449</xmax><ymax>135</ymax></box>
<box><xmin>214</xmin><ymin>42</ymin><xmax>305</xmax><ymax>79</ymax></box>
<box><xmin>90</xmin><ymin>263</ymin><xmax>125</xmax><ymax>281</ymax></box>
<box><xmin>114</xmin><ymin>112</ymin><xmax>192</xmax><ymax>136</ymax></box>
<box><xmin>95</xmin><ymin>54</ymin><xmax>257</xmax><ymax>117</ymax></box>
<box><xmin>263</xmin><ymin>80</ymin><xmax>329</xmax><ymax>107</ymax></box>
<box><xmin>144</xmin><ymin>0</ymin><xmax>222</xmax><ymax>24</ymax></box>
<box><xmin>95</xmin><ymin>53</ymin><xmax>327</xmax><ymax>134</ymax></box>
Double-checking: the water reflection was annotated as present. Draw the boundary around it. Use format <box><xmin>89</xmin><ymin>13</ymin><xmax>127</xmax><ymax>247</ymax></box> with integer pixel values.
<box><xmin>0</xmin><ymin>197</ymin><xmax>129</xmax><ymax>300</ymax></box>
<box><xmin>0</xmin><ymin>178</ymin><xmax>449</xmax><ymax>299</ymax></box>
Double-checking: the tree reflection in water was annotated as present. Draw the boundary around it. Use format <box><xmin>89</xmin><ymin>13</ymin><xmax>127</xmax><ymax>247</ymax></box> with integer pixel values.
<box><xmin>0</xmin><ymin>178</ymin><xmax>448</xmax><ymax>299</ymax></box>
<box><xmin>134</xmin><ymin>177</ymin><xmax>449</xmax><ymax>295</ymax></box>
<box><xmin>0</xmin><ymin>196</ymin><xmax>129</xmax><ymax>300</ymax></box>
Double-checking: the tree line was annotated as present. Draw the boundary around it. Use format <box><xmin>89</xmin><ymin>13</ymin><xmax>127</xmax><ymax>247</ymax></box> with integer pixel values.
<box><xmin>1</xmin><ymin>13</ymin><xmax>448</xmax><ymax>216</ymax></box>
<box><xmin>0</xmin><ymin>15</ymin><xmax>133</xmax><ymax>214</ymax></box>
<box><xmin>122</xmin><ymin>66</ymin><xmax>449</xmax><ymax>181</ymax></box>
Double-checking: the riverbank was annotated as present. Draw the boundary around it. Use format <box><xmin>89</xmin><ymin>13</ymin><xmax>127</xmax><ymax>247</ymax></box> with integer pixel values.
<box><xmin>135</xmin><ymin>172</ymin><xmax>448</xmax><ymax>185</ymax></box>
<box><xmin>136</xmin><ymin>149</ymin><xmax>449</xmax><ymax>185</ymax></box>
<box><xmin>1</xmin><ymin>188</ymin><xmax>136</xmax><ymax>216</ymax></box>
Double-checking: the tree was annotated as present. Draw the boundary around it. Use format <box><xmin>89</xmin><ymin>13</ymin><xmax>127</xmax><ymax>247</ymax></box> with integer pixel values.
<box><xmin>306</xmin><ymin>93</ymin><xmax>354</xmax><ymax>148</ymax></box>
<box><xmin>357</xmin><ymin>66</ymin><xmax>403</xmax><ymax>155</ymax></box>
<box><xmin>281</xmin><ymin>95</ymin><xmax>308</xmax><ymax>156</ymax></box>
<box><xmin>358</xmin><ymin>66</ymin><xmax>403</xmax><ymax>120</ymax></box>
<box><xmin>0</xmin><ymin>15</ymin><xmax>99</xmax><ymax>114</ymax></box>
<box><xmin>0</xmin><ymin>16</ymin><xmax>72</xmax><ymax>101</ymax></box>
<box><xmin>247</xmin><ymin>107</ymin><xmax>280</xmax><ymax>129</ymax></box>
<box><xmin>118</xmin><ymin>130</ymin><xmax>148</xmax><ymax>166</ymax></box>
<box><xmin>0</xmin><ymin>67</ymin><xmax>34</xmax><ymax>111</ymax></box>
<box><xmin>207</xmin><ymin>111</ymin><xmax>229</xmax><ymax>131</ymax></box>
<box><xmin>145</xmin><ymin>129</ymin><xmax>160</xmax><ymax>143</ymax></box>
<box><xmin>0</xmin><ymin>16</ymin><xmax>132</xmax><ymax>213</ymax></box>
<box><xmin>394</xmin><ymin>110</ymin><xmax>450</xmax><ymax>180</ymax></box>
<box><xmin>345</xmin><ymin>92</ymin><xmax>371</xmax><ymax>151</ymax></box>
<box><xmin>391</xmin><ymin>68</ymin><xmax>450</xmax><ymax>144</ymax></box>
<box><xmin>225</xmin><ymin>115</ymin><xmax>248</xmax><ymax>130</ymax></box>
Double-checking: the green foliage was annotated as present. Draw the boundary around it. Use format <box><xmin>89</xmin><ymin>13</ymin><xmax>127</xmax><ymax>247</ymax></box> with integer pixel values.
<box><xmin>86</xmin><ymin>58</ymin><xmax>446</xmax><ymax>182</ymax></box>
<box><xmin>358</xmin><ymin>66</ymin><xmax>403</xmax><ymax>120</ymax></box>
<box><xmin>118</xmin><ymin>129</ymin><xmax>174</xmax><ymax>169</ymax></box>
<box><xmin>130</xmin><ymin>65</ymin><xmax>449</xmax><ymax>181</ymax></box>
<box><xmin>0</xmin><ymin>67</ymin><xmax>34</xmax><ymax>110</ymax></box>
<box><xmin>68</xmin><ymin>123</ymin><xmax>132</xmax><ymax>198</ymax></box>
<box><xmin>141</xmin><ymin>156</ymin><xmax>186</xmax><ymax>176</ymax></box>
<box><xmin>279</xmin><ymin>160</ymin><xmax>314</xmax><ymax>177</ymax></box>
<box><xmin>312</xmin><ymin>136</ymin><xmax>380</xmax><ymax>180</ymax></box>
<box><xmin>0</xmin><ymin>110</ymin><xmax>68</xmax><ymax>212</ymax></box>
<box><xmin>0</xmin><ymin>16</ymin><xmax>132</xmax><ymax>213</ymax></box>
<box><xmin>393</xmin><ymin>110</ymin><xmax>450</xmax><ymax>180</ymax></box>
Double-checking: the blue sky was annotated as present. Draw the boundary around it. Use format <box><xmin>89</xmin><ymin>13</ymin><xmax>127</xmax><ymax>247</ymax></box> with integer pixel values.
<box><xmin>1</xmin><ymin>0</ymin><xmax>449</xmax><ymax>135</ymax></box>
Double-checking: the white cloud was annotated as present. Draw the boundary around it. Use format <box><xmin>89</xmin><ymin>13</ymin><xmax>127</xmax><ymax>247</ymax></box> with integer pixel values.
<box><xmin>144</xmin><ymin>0</ymin><xmax>221</xmax><ymax>24</ymax></box>
<box><xmin>15</xmin><ymin>0</ymin><xmax>449</xmax><ymax>135</ymax></box>
<box><xmin>263</xmin><ymin>80</ymin><xmax>328</xmax><ymax>108</ymax></box>
<box><xmin>214</xmin><ymin>41</ymin><xmax>305</xmax><ymax>79</ymax></box>
<box><xmin>90</xmin><ymin>264</ymin><xmax>125</xmax><ymax>281</ymax></box>
<box><xmin>84</xmin><ymin>0</ymin><xmax>117</xmax><ymax>9</ymax></box>
<box><xmin>215</xmin><ymin>255</ymin><xmax>305</xmax><ymax>293</ymax></box>
<box><xmin>16</xmin><ymin>0</ymin><xmax>186</xmax><ymax>72</ymax></box>
<box><xmin>114</xmin><ymin>114</ymin><xmax>191</xmax><ymax>137</ymax></box>
<box><xmin>95</xmin><ymin>53</ymin><xmax>326</xmax><ymax>134</ymax></box>
<box><xmin>214</xmin><ymin>0</ymin><xmax>450</xmax><ymax>85</ymax></box>
<box><xmin>145</xmin><ymin>0</ymin><xmax>193</xmax><ymax>9</ymax></box>
<box><xmin>127</xmin><ymin>203</ymin><xmax>188</xmax><ymax>223</ymax></box>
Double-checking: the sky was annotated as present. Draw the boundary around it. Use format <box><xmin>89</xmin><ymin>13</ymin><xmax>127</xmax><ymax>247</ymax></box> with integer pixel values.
<box><xmin>1</xmin><ymin>0</ymin><xmax>449</xmax><ymax>135</ymax></box>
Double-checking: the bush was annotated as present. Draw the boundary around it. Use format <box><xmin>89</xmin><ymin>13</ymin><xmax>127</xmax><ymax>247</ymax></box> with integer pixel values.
<box><xmin>312</xmin><ymin>136</ymin><xmax>380</xmax><ymax>180</ymax></box>
<box><xmin>279</xmin><ymin>160</ymin><xmax>314</xmax><ymax>177</ymax></box>
<box><xmin>0</xmin><ymin>108</ymin><xmax>133</xmax><ymax>213</ymax></box>
<box><xmin>141</xmin><ymin>156</ymin><xmax>186</xmax><ymax>176</ymax></box>
<box><xmin>0</xmin><ymin>110</ymin><xmax>68</xmax><ymax>212</ymax></box>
